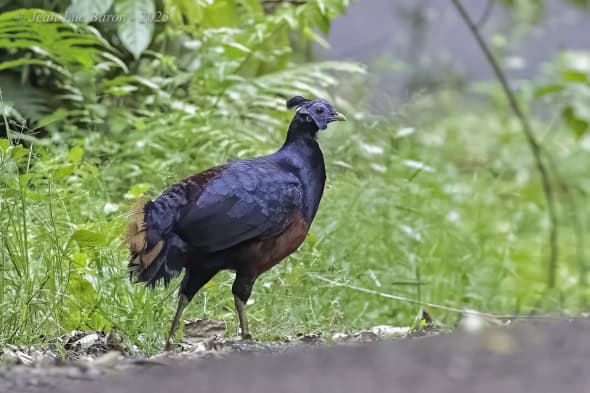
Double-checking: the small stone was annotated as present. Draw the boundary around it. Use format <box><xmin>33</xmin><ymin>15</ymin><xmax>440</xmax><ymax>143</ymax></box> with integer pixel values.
<box><xmin>30</xmin><ymin>350</ymin><xmax>47</xmax><ymax>366</ymax></box>
<box><xmin>460</xmin><ymin>312</ymin><xmax>488</xmax><ymax>333</ymax></box>
<box><xmin>1</xmin><ymin>349</ymin><xmax>19</xmax><ymax>364</ymax></box>
<box><xmin>331</xmin><ymin>332</ymin><xmax>350</xmax><ymax>342</ymax></box>
<box><xmin>106</xmin><ymin>332</ymin><xmax>124</xmax><ymax>351</ymax></box>
<box><xmin>15</xmin><ymin>350</ymin><xmax>33</xmax><ymax>365</ymax></box>
<box><xmin>75</xmin><ymin>334</ymin><xmax>100</xmax><ymax>351</ymax></box>
<box><xmin>369</xmin><ymin>325</ymin><xmax>410</xmax><ymax>338</ymax></box>
<box><xmin>297</xmin><ymin>333</ymin><xmax>322</xmax><ymax>344</ymax></box>
<box><xmin>353</xmin><ymin>331</ymin><xmax>379</xmax><ymax>342</ymax></box>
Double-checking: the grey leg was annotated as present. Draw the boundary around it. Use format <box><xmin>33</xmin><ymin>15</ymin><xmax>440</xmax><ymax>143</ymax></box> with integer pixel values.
<box><xmin>165</xmin><ymin>266</ymin><xmax>219</xmax><ymax>350</ymax></box>
<box><xmin>234</xmin><ymin>294</ymin><xmax>252</xmax><ymax>340</ymax></box>
<box><xmin>165</xmin><ymin>293</ymin><xmax>189</xmax><ymax>351</ymax></box>
<box><xmin>232</xmin><ymin>269</ymin><xmax>256</xmax><ymax>340</ymax></box>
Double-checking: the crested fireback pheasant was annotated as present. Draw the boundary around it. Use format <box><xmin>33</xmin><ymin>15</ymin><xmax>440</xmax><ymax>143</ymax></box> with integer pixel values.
<box><xmin>125</xmin><ymin>96</ymin><xmax>345</xmax><ymax>348</ymax></box>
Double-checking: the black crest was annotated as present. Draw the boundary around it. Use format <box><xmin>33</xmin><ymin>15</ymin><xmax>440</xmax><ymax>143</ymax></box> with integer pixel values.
<box><xmin>286</xmin><ymin>96</ymin><xmax>311</xmax><ymax>110</ymax></box>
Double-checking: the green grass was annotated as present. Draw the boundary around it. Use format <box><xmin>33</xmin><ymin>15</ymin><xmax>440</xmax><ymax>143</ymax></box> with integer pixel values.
<box><xmin>1</xmin><ymin>90</ymin><xmax>589</xmax><ymax>354</ymax></box>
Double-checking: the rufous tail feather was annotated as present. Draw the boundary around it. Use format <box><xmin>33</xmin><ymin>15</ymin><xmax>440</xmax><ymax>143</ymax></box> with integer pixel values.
<box><xmin>125</xmin><ymin>198</ymin><xmax>164</xmax><ymax>279</ymax></box>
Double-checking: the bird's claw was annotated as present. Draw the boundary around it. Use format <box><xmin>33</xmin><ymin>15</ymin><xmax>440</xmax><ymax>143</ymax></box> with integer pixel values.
<box><xmin>241</xmin><ymin>333</ymin><xmax>253</xmax><ymax>341</ymax></box>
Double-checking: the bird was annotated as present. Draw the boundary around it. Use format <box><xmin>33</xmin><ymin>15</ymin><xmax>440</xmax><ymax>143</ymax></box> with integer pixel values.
<box><xmin>125</xmin><ymin>96</ymin><xmax>346</xmax><ymax>349</ymax></box>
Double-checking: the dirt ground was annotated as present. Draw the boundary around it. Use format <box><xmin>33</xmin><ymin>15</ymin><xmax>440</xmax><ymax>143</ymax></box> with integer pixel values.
<box><xmin>2</xmin><ymin>319</ymin><xmax>590</xmax><ymax>393</ymax></box>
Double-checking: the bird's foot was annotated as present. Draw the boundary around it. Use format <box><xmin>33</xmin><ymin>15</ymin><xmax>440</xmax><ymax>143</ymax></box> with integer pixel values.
<box><xmin>165</xmin><ymin>341</ymin><xmax>173</xmax><ymax>351</ymax></box>
<box><xmin>241</xmin><ymin>333</ymin><xmax>253</xmax><ymax>341</ymax></box>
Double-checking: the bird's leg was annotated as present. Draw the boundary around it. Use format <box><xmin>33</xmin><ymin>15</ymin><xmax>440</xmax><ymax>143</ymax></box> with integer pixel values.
<box><xmin>164</xmin><ymin>267</ymin><xmax>219</xmax><ymax>350</ymax></box>
<box><xmin>232</xmin><ymin>270</ymin><xmax>256</xmax><ymax>340</ymax></box>
<box><xmin>166</xmin><ymin>293</ymin><xmax>189</xmax><ymax>351</ymax></box>
<box><xmin>234</xmin><ymin>294</ymin><xmax>251</xmax><ymax>340</ymax></box>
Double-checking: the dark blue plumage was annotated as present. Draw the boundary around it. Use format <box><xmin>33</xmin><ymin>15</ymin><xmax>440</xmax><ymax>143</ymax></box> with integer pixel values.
<box><xmin>125</xmin><ymin>96</ymin><xmax>345</xmax><ymax>347</ymax></box>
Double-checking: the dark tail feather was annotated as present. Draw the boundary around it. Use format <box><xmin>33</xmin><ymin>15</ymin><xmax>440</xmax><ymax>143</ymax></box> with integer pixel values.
<box><xmin>125</xmin><ymin>199</ymin><xmax>187</xmax><ymax>287</ymax></box>
<box><xmin>134</xmin><ymin>234</ymin><xmax>187</xmax><ymax>286</ymax></box>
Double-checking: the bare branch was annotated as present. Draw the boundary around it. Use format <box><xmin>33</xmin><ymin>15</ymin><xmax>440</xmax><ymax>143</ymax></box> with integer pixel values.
<box><xmin>450</xmin><ymin>0</ymin><xmax>559</xmax><ymax>288</ymax></box>
<box><xmin>477</xmin><ymin>0</ymin><xmax>496</xmax><ymax>28</ymax></box>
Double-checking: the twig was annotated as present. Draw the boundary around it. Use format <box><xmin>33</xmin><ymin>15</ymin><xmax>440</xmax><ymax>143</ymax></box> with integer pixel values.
<box><xmin>477</xmin><ymin>0</ymin><xmax>496</xmax><ymax>28</ymax></box>
<box><xmin>450</xmin><ymin>0</ymin><xmax>559</xmax><ymax>289</ymax></box>
<box><xmin>544</xmin><ymin>151</ymin><xmax>587</xmax><ymax>292</ymax></box>
<box><xmin>538</xmin><ymin>113</ymin><xmax>587</xmax><ymax>293</ymax></box>
<box><xmin>311</xmin><ymin>274</ymin><xmax>587</xmax><ymax>321</ymax></box>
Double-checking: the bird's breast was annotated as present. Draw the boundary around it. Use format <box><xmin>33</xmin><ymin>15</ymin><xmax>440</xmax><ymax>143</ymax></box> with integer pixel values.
<box><xmin>246</xmin><ymin>213</ymin><xmax>309</xmax><ymax>275</ymax></box>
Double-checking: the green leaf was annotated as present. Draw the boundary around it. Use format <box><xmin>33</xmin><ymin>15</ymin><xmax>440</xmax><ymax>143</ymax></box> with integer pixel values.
<box><xmin>25</xmin><ymin>189</ymin><xmax>47</xmax><ymax>201</ymax></box>
<box><xmin>54</xmin><ymin>164</ymin><xmax>75</xmax><ymax>179</ymax></box>
<box><xmin>0</xmin><ymin>9</ymin><xmax>117</xmax><ymax>70</ymax></box>
<box><xmin>72</xmin><ymin>252</ymin><xmax>88</xmax><ymax>269</ymax></box>
<box><xmin>0</xmin><ymin>138</ymin><xmax>9</xmax><ymax>152</ymax></box>
<box><xmin>71</xmin><ymin>229</ymin><xmax>106</xmax><ymax>248</ymax></box>
<box><xmin>12</xmin><ymin>145</ymin><xmax>30</xmax><ymax>160</ymax></box>
<box><xmin>562</xmin><ymin>70</ymin><xmax>589</xmax><ymax>84</ymax></box>
<box><xmin>534</xmin><ymin>84</ymin><xmax>565</xmax><ymax>97</ymax></box>
<box><xmin>226</xmin><ymin>42</ymin><xmax>251</xmax><ymax>54</ymax></box>
<box><xmin>562</xmin><ymin>106</ymin><xmax>589</xmax><ymax>137</ymax></box>
<box><xmin>66</xmin><ymin>0</ymin><xmax>114</xmax><ymax>20</ymax></box>
<box><xmin>115</xmin><ymin>0</ymin><xmax>155</xmax><ymax>59</ymax></box>
<box><xmin>201</xmin><ymin>1</ymin><xmax>239</xmax><ymax>28</ymax></box>
<box><xmin>312</xmin><ymin>3</ymin><xmax>331</xmax><ymax>36</ymax></box>
<box><xmin>68</xmin><ymin>146</ymin><xmax>84</xmax><ymax>164</ymax></box>
<box><xmin>303</xmin><ymin>26</ymin><xmax>330</xmax><ymax>48</ymax></box>
<box><xmin>125</xmin><ymin>183</ymin><xmax>152</xmax><ymax>199</ymax></box>
<box><xmin>67</xmin><ymin>275</ymin><xmax>96</xmax><ymax>304</ymax></box>
<box><xmin>37</xmin><ymin>109</ymin><xmax>69</xmax><ymax>129</ymax></box>
<box><xmin>0</xmin><ymin>58</ymin><xmax>69</xmax><ymax>75</ymax></box>
<box><xmin>18</xmin><ymin>173</ymin><xmax>33</xmax><ymax>186</ymax></box>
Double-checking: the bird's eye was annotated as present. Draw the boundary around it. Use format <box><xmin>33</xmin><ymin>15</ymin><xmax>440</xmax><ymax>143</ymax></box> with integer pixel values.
<box><xmin>316</xmin><ymin>108</ymin><xmax>324</xmax><ymax>114</ymax></box>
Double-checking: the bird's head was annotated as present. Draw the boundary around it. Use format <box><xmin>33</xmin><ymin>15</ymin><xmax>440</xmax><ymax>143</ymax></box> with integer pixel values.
<box><xmin>287</xmin><ymin>96</ymin><xmax>346</xmax><ymax>131</ymax></box>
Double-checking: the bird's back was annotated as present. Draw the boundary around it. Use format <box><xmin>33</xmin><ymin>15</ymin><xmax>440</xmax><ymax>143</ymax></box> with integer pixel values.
<box><xmin>176</xmin><ymin>157</ymin><xmax>305</xmax><ymax>254</ymax></box>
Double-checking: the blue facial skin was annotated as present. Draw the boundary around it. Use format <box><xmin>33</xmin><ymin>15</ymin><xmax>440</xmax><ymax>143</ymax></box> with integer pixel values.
<box><xmin>292</xmin><ymin>98</ymin><xmax>347</xmax><ymax>130</ymax></box>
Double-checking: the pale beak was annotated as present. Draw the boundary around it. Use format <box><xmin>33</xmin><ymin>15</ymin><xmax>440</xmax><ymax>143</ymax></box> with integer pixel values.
<box><xmin>330</xmin><ymin>112</ymin><xmax>347</xmax><ymax>122</ymax></box>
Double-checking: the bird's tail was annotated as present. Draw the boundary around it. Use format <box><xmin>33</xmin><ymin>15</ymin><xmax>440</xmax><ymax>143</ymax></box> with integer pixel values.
<box><xmin>125</xmin><ymin>199</ymin><xmax>186</xmax><ymax>286</ymax></box>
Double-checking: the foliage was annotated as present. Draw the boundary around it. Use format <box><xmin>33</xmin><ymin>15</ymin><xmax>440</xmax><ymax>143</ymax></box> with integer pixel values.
<box><xmin>1</xmin><ymin>0</ymin><xmax>590</xmax><ymax>355</ymax></box>
<box><xmin>0</xmin><ymin>0</ymin><xmax>362</xmax><ymax>351</ymax></box>
<box><xmin>534</xmin><ymin>51</ymin><xmax>590</xmax><ymax>137</ymax></box>
<box><xmin>0</xmin><ymin>1</ymin><xmax>356</xmax><ymax>133</ymax></box>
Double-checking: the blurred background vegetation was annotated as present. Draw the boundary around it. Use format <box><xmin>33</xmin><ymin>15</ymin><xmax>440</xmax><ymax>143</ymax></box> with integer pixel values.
<box><xmin>0</xmin><ymin>0</ymin><xmax>589</xmax><ymax>353</ymax></box>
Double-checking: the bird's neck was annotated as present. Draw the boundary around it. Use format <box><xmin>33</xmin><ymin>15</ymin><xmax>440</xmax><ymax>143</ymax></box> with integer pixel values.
<box><xmin>280</xmin><ymin>119</ymin><xmax>322</xmax><ymax>161</ymax></box>
<box><xmin>278</xmin><ymin>119</ymin><xmax>326</xmax><ymax>223</ymax></box>
<box><xmin>283</xmin><ymin>117</ymin><xmax>319</xmax><ymax>146</ymax></box>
